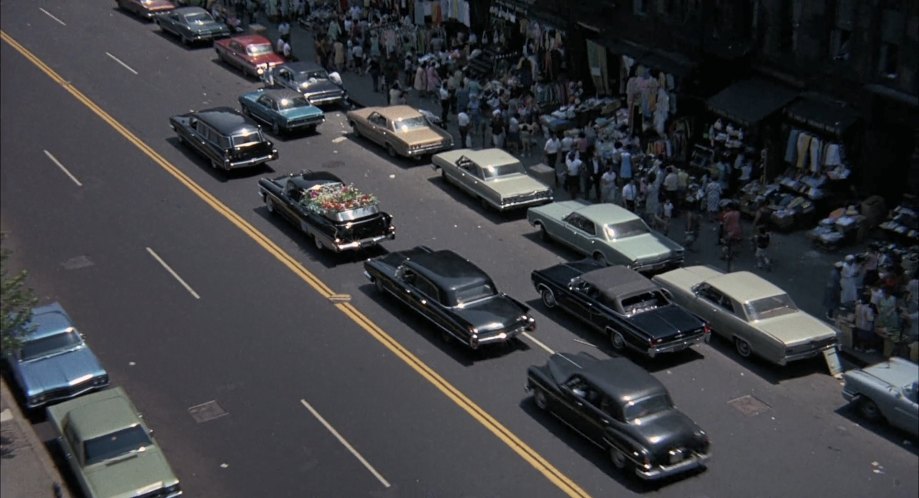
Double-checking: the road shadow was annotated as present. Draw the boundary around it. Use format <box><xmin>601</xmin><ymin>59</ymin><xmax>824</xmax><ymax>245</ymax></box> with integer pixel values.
<box><xmin>834</xmin><ymin>404</ymin><xmax>919</xmax><ymax>453</ymax></box>
<box><xmin>165</xmin><ymin>137</ymin><xmax>275</xmax><ymax>182</ymax></box>
<box><xmin>251</xmin><ymin>206</ymin><xmax>387</xmax><ymax>269</ymax></box>
<box><xmin>518</xmin><ymin>397</ymin><xmax>708</xmax><ymax>493</ymax></box>
<box><xmin>210</xmin><ymin>57</ymin><xmax>260</xmax><ymax>82</ymax></box>
<box><xmin>355</xmin><ymin>283</ymin><xmax>530</xmax><ymax>366</ymax></box>
<box><xmin>706</xmin><ymin>333</ymin><xmax>831</xmax><ymax>384</ymax></box>
<box><xmin>423</xmin><ymin>174</ymin><xmax>530</xmax><ymax>225</ymax></box>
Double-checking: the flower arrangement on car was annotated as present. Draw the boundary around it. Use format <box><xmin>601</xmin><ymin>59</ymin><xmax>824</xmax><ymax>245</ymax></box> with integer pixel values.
<box><xmin>300</xmin><ymin>183</ymin><xmax>377</xmax><ymax>215</ymax></box>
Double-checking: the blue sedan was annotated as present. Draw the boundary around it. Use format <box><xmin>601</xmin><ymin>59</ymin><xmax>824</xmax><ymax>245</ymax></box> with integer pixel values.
<box><xmin>3</xmin><ymin>303</ymin><xmax>109</xmax><ymax>410</ymax></box>
<box><xmin>238</xmin><ymin>88</ymin><xmax>324</xmax><ymax>136</ymax></box>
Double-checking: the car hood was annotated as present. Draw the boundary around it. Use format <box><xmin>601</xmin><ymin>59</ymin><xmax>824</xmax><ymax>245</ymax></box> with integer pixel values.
<box><xmin>753</xmin><ymin>312</ymin><xmax>837</xmax><ymax>345</ymax></box>
<box><xmin>300</xmin><ymin>79</ymin><xmax>344</xmax><ymax>95</ymax></box>
<box><xmin>17</xmin><ymin>347</ymin><xmax>105</xmax><ymax>397</ymax></box>
<box><xmin>488</xmin><ymin>175</ymin><xmax>551</xmax><ymax>196</ymax></box>
<box><xmin>609</xmin><ymin>234</ymin><xmax>681</xmax><ymax>262</ymax></box>
<box><xmin>850</xmin><ymin>358</ymin><xmax>919</xmax><ymax>388</ymax></box>
<box><xmin>628</xmin><ymin>305</ymin><xmax>704</xmax><ymax>339</ymax></box>
<box><xmin>453</xmin><ymin>296</ymin><xmax>528</xmax><ymax>332</ymax></box>
<box><xmin>398</xmin><ymin>128</ymin><xmax>446</xmax><ymax>147</ymax></box>
<box><xmin>530</xmin><ymin>200</ymin><xmax>590</xmax><ymax>219</ymax></box>
<box><xmin>626</xmin><ymin>409</ymin><xmax>706</xmax><ymax>455</ymax></box>
<box><xmin>85</xmin><ymin>446</ymin><xmax>178</xmax><ymax>498</ymax></box>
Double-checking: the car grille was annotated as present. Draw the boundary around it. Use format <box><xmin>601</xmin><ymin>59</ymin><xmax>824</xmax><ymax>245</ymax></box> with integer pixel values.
<box><xmin>309</xmin><ymin>91</ymin><xmax>343</xmax><ymax>104</ymax></box>
<box><xmin>43</xmin><ymin>378</ymin><xmax>98</xmax><ymax>401</ymax></box>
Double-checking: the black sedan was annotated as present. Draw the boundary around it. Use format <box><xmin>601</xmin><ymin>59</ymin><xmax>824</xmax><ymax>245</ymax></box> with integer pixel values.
<box><xmin>526</xmin><ymin>352</ymin><xmax>711</xmax><ymax>480</ymax></box>
<box><xmin>532</xmin><ymin>261</ymin><xmax>709</xmax><ymax>357</ymax></box>
<box><xmin>364</xmin><ymin>246</ymin><xmax>535</xmax><ymax>349</ymax></box>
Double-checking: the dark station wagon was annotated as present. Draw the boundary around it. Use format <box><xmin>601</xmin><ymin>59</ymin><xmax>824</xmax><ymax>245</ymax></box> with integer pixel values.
<box><xmin>526</xmin><ymin>352</ymin><xmax>711</xmax><ymax>480</ymax></box>
<box><xmin>170</xmin><ymin>106</ymin><xmax>278</xmax><ymax>170</ymax></box>
<box><xmin>364</xmin><ymin>246</ymin><xmax>535</xmax><ymax>349</ymax></box>
<box><xmin>532</xmin><ymin>261</ymin><xmax>709</xmax><ymax>357</ymax></box>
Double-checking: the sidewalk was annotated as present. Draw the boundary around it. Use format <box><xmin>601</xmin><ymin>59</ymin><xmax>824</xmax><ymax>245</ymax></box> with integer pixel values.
<box><xmin>0</xmin><ymin>377</ymin><xmax>70</xmax><ymax>498</ymax></box>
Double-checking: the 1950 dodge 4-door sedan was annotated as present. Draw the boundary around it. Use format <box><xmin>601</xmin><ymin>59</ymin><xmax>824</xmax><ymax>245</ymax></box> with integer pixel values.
<box><xmin>652</xmin><ymin>266</ymin><xmax>839</xmax><ymax>365</ymax></box>
<box><xmin>526</xmin><ymin>352</ymin><xmax>711</xmax><ymax>480</ymax></box>
<box><xmin>532</xmin><ymin>261</ymin><xmax>709</xmax><ymax>357</ymax></box>
<box><xmin>215</xmin><ymin>34</ymin><xmax>285</xmax><ymax>79</ymax></box>
<box><xmin>47</xmin><ymin>387</ymin><xmax>182</xmax><ymax>498</ymax></box>
<box><xmin>347</xmin><ymin>105</ymin><xmax>453</xmax><ymax>159</ymax></box>
<box><xmin>170</xmin><ymin>107</ymin><xmax>278</xmax><ymax>170</ymax></box>
<box><xmin>259</xmin><ymin>170</ymin><xmax>395</xmax><ymax>252</ymax></box>
<box><xmin>155</xmin><ymin>6</ymin><xmax>229</xmax><ymax>45</ymax></box>
<box><xmin>842</xmin><ymin>357</ymin><xmax>918</xmax><ymax>436</ymax></box>
<box><xmin>432</xmin><ymin>148</ymin><xmax>553</xmax><ymax>211</ymax></box>
<box><xmin>271</xmin><ymin>61</ymin><xmax>348</xmax><ymax>106</ymax></box>
<box><xmin>364</xmin><ymin>246</ymin><xmax>535</xmax><ymax>349</ymax></box>
<box><xmin>239</xmin><ymin>88</ymin><xmax>324</xmax><ymax>135</ymax></box>
<box><xmin>116</xmin><ymin>0</ymin><xmax>175</xmax><ymax>20</ymax></box>
<box><xmin>527</xmin><ymin>200</ymin><xmax>684</xmax><ymax>273</ymax></box>
<box><xmin>3</xmin><ymin>303</ymin><xmax>109</xmax><ymax>410</ymax></box>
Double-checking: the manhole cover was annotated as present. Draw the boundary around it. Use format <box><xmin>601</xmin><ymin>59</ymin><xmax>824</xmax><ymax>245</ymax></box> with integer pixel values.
<box><xmin>61</xmin><ymin>256</ymin><xmax>94</xmax><ymax>270</ymax></box>
<box><xmin>728</xmin><ymin>395</ymin><xmax>771</xmax><ymax>416</ymax></box>
<box><xmin>188</xmin><ymin>400</ymin><xmax>228</xmax><ymax>423</ymax></box>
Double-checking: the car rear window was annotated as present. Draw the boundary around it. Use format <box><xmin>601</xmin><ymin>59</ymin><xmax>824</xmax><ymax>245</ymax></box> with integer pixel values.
<box><xmin>624</xmin><ymin>393</ymin><xmax>673</xmax><ymax>421</ymax></box>
<box><xmin>603</xmin><ymin>219</ymin><xmax>649</xmax><ymax>240</ymax></box>
<box><xmin>232</xmin><ymin>130</ymin><xmax>262</xmax><ymax>147</ymax></box>
<box><xmin>743</xmin><ymin>293</ymin><xmax>798</xmax><ymax>321</ymax></box>
<box><xmin>247</xmin><ymin>43</ymin><xmax>273</xmax><ymax>56</ymax></box>
<box><xmin>277</xmin><ymin>96</ymin><xmax>310</xmax><ymax>109</ymax></box>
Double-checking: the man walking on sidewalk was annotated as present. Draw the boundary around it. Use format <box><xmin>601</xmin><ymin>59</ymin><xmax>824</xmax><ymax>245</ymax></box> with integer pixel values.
<box><xmin>457</xmin><ymin>110</ymin><xmax>470</xmax><ymax>148</ymax></box>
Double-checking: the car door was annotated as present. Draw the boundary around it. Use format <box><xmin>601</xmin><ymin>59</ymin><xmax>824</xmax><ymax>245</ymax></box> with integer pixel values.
<box><xmin>278</xmin><ymin>182</ymin><xmax>305</xmax><ymax>227</ymax></box>
<box><xmin>252</xmin><ymin>94</ymin><xmax>276</xmax><ymax>124</ymax></box>
<box><xmin>275</xmin><ymin>67</ymin><xmax>295</xmax><ymax>91</ymax></box>
<box><xmin>163</xmin><ymin>12</ymin><xmax>180</xmax><ymax>33</ymax></box>
<box><xmin>558</xmin><ymin>281</ymin><xmax>604</xmax><ymax>331</ymax></box>
<box><xmin>227</xmin><ymin>40</ymin><xmax>245</xmax><ymax>67</ymax></box>
<box><xmin>364</xmin><ymin>113</ymin><xmax>388</xmax><ymax>146</ymax></box>
<box><xmin>558</xmin><ymin>376</ymin><xmax>607</xmax><ymax>445</ymax></box>
<box><xmin>407</xmin><ymin>275</ymin><xmax>457</xmax><ymax>337</ymax></box>
<box><xmin>453</xmin><ymin>161</ymin><xmax>483</xmax><ymax>197</ymax></box>
<box><xmin>692</xmin><ymin>284</ymin><xmax>733</xmax><ymax>339</ymax></box>
<box><xmin>561</xmin><ymin>213</ymin><xmax>598</xmax><ymax>255</ymax></box>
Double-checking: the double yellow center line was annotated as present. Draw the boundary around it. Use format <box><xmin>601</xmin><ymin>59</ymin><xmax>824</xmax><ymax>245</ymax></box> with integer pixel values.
<box><xmin>1</xmin><ymin>30</ymin><xmax>590</xmax><ymax>497</ymax></box>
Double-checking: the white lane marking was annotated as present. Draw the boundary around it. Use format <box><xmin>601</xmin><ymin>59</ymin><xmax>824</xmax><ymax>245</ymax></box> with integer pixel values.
<box><xmin>521</xmin><ymin>332</ymin><xmax>554</xmax><ymax>355</ymax></box>
<box><xmin>331</xmin><ymin>136</ymin><xmax>347</xmax><ymax>143</ymax></box>
<box><xmin>105</xmin><ymin>52</ymin><xmax>138</xmax><ymax>75</ymax></box>
<box><xmin>145</xmin><ymin>247</ymin><xmax>200</xmax><ymax>299</ymax></box>
<box><xmin>299</xmin><ymin>399</ymin><xmax>391</xmax><ymax>488</ymax></box>
<box><xmin>39</xmin><ymin>8</ymin><xmax>66</xmax><ymax>26</ymax></box>
<box><xmin>43</xmin><ymin>150</ymin><xmax>82</xmax><ymax>186</ymax></box>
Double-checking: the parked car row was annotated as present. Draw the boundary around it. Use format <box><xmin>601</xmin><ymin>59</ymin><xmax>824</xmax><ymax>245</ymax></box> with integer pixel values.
<box><xmin>3</xmin><ymin>303</ymin><xmax>182</xmax><ymax>497</ymax></box>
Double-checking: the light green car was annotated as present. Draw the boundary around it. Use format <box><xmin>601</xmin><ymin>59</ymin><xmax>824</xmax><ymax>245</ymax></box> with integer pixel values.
<box><xmin>47</xmin><ymin>387</ymin><xmax>182</xmax><ymax>498</ymax></box>
<box><xmin>433</xmin><ymin>148</ymin><xmax>553</xmax><ymax>211</ymax></box>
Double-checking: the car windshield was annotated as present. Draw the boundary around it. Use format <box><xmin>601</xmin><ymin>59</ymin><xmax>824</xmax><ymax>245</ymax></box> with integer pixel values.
<box><xmin>482</xmin><ymin>162</ymin><xmax>525</xmax><ymax>180</ymax></box>
<box><xmin>743</xmin><ymin>293</ymin><xmax>799</xmax><ymax>321</ymax></box>
<box><xmin>296</xmin><ymin>70</ymin><xmax>329</xmax><ymax>81</ymax></box>
<box><xmin>20</xmin><ymin>330</ymin><xmax>82</xmax><ymax>361</ymax></box>
<box><xmin>603</xmin><ymin>219</ymin><xmax>649</xmax><ymax>240</ymax></box>
<box><xmin>277</xmin><ymin>96</ymin><xmax>310</xmax><ymax>109</ymax></box>
<box><xmin>393</xmin><ymin>116</ymin><xmax>427</xmax><ymax>132</ymax></box>
<box><xmin>184</xmin><ymin>12</ymin><xmax>211</xmax><ymax>24</ymax></box>
<box><xmin>452</xmin><ymin>281</ymin><xmax>497</xmax><ymax>305</ymax></box>
<box><xmin>232</xmin><ymin>130</ymin><xmax>262</xmax><ymax>146</ymax></box>
<box><xmin>247</xmin><ymin>43</ymin><xmax>273</xmax><ymax>56</ymax></box>
<box><xmin>624</xmin><ymin>394</ymin><xmax>673</xmax><ymax>421</ymax></box>
<box><xmin>83</xmin><ymin>425</ymin><xmax>153</xmax><ymax>466</ymax></box>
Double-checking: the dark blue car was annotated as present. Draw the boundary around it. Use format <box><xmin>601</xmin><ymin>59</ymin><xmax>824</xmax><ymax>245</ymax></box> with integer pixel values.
<box><xmin>238</xmin><ymin>88</ymin><xmax>325</xmax><ymax>136</ymax></box>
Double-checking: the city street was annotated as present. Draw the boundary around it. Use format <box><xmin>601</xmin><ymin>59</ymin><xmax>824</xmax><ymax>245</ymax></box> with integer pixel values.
<box><xmin>1</xmin><ymin>2</ymin><xmax>916</xmax><ymax>497</ymax></box>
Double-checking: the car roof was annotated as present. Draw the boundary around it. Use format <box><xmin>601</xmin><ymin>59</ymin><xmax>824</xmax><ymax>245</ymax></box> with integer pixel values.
<box><xmin>280</xmin><ymin>61</ymin><xmax>324</xmax><ymax>73</ymax></box>
<box><xmin>580</xmin><ymin>265</ymin><xmax>657</xmax><ymax>300</ymax></box>
<box><xmin>195</xmin><ymin>107</ymin><xmax>258</xmax><ymax>135</ymax></box>
<box><xmin>256</xmin><ymin>88</ymin><xmax>306</xmax><ymax>101</ymax></box>
<box><xmin>406</xmin><ymin>250</ymin><xmax>491</xmax><ymax>290</ymax></box>
<box><xmin>576</xmin><ymin>203</ymin><xmax>641</xmax><ymax>225</ymax></box>
<box><xmin>561</xmin><ymin>353</ymin><xmax>667</xmax><ymax>402</ymax></box>
<box><xmin>27</xmin><ymin>302</ymin><xmax>74</xmax><ymax>340</ymax></box>
<box><xmin>375</xmin><ymin>105</ymin><xmax>423</xmax><ymax>120</ymax></box>
<box><xmin>229</xmin><ymin>34</ymin><xmax>270</xmax><ymax>45</ymax></box>
<box><xmin>66</xmin><ymin>388</ymin><xmax>143</xmax><ymax>442</ymax></box>
<box><xmin>707</xmin><ymin>270</ymin><xmax>786</xmax><ymax>303</ymax></box>
<box><xmin>288</xmin><ymin>171</ymin><xmax>342</xmax><ymax>190</ymax></box>
<box><xmin>459</xmin><ymin>148</ymin><xmax>520</xmax><ymax>169</ymax></box>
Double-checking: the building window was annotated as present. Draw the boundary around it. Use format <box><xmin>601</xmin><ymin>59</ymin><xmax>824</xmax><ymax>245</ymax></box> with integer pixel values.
<box><xmin>879</xmin><ymin>43</ymin><xmax>899</xmax><ymax>78</ymax></box>
<box><xmin>830</xmin><ymin>28</ymin><xmax>851</xmax><ymax>61</ymax></box>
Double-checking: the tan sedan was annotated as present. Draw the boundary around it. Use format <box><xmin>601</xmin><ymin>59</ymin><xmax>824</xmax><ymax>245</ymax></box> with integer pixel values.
<box><xmin>652</xmin><ymin>266</ymin><xmax>838</xmax><ymax>365</ymax></box>
<box><xmin>347</xmin><ymin>105</ymin><xmax>453</xmax><ymax>159</ymax></box>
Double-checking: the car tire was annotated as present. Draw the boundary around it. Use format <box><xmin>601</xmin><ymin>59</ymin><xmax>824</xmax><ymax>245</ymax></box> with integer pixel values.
<box><xmin>265</xmin><ymin>198</ymin><xmax>275</xmax><ymax>214</ymax></box>
<box><xmin>272</xmin><ymin>121</ymin><xmax>281</xmax><ymax>135</ymax></box>
<box><xmin>609</xmin><ymin>447</ymin><xmax>628</xmax><ymax>470</ymax></box>
<box><xmin>386</xmin><ymin>144</ymin><xmax>396</xmax><ymax>157</ymax></box>
<box><xmin>441</xmin><ymin>169</ymin><xmax>450</xmax><ymax>184</ymax></box>
<box><xmin>373</xmin><ymin>277</ymin><xmax>385</xmax><ymax>293</ymax></box>
<box><xmin>535</xmin><ymin>222</ymin><xmax>549</xmax><ymax>242</ymax></box>
<box><xmin>313</xmin><ymin>234</ymin><xmax>323</xmax><ymax>251</ymax></box>
<box><xmin>593</xmin><ymin>252</ymin><xmax>608</xmax><ymax>266</ymax></box>
<box><xmin>857</xmin><ymin>397</ymin><xmax>883</xmax><ymax>422</ymax></box>
<box><xmin>610</xmin><ymin>329</ymin><xmax>626</xmax><ymax>352</ymax></box>
<box><xmin>479</xmin><ymin>197</ymin><xmax>490</xmax><ymax>211</ymax></box>
<box><xmin>349</xmin><ymin>121</ymin><xmax>361</xmax><ymax>137</ymax></box>
<box><xmin>734</xmin><ymin>337</ymin><xmax>752</xmax><ymax>358</ymax></box>
<box><xmin>211</xmin><ymin>159</ymin><xmax>221</xmax><ymax>169</ymax></box>
<box><xmin>533</xmin><ymin>389</ymin><xmax>549</xmax><ymax>410</ymax></box>
<box><xmin>539</xmin><ymin>286</ymin><xmax>557</xmax><ymax>309</ymax></box>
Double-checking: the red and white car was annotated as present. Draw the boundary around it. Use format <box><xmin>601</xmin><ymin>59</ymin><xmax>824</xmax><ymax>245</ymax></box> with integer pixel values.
<box><xmin>214</xmin><ymin>35</ymin><xmax>284</xmax><ymax>79</ymax></box>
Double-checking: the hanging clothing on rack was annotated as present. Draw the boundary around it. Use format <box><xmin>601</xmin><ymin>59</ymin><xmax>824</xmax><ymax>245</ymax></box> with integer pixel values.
<box><xmin>808</xmin><ymin>136</ymin><xmax>823</xmax><ymax>173</ymax></box>
<box><xmin>795</xmin><ymin>132</ymin><xmax>812</xmax><ymax>169</ymax></box>
<box><xmin>785</xmin><ymin>128</ymin><xmax>801</xmax><ymax>164</ymax></box>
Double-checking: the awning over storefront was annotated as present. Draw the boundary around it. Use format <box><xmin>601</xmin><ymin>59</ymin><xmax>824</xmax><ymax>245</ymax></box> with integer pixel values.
<box><xmin>706</xmin><ymin>79</ymin><xmax>798</xmax><ymax>127</ymax></box>
<box><xmin>597</xmin><ymin>37</ymin><xmax>695</xmax><ymax>77</ymax></box>
<box><xmin>784</xmin><ymin>96</ymin><xmax>860</xmax><ymax>136</ymax></box>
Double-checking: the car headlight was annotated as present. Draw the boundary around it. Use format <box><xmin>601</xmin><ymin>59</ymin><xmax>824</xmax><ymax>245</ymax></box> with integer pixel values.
<box><xmin>257</xmin><ymin>67</ymin><xmax>265</xmax><ymax>75</ymax></box>
<box><xmin>92</xmin><ymin>374</ymin><xmax>109</xmax><ymax>386</ymax></box>
<box><xmin>28</xmin><ymin>394</ymin><xmax>47</xmax><ymax>406</ymax></box>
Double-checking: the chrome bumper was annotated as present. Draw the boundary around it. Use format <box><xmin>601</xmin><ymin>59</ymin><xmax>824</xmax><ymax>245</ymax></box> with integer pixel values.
<box><xmin>635</xmin><ymin>452</ymin><xmax>710</xmax><ymax>480</ymax></box>
<box><xmin>498</xmin><ymin>195</ymin><xmax>554</xmax><ymax>211</ymax></box>
<box><xmin>332</xmin><ymin>232</ymin><xmax>396</xmax><ymax>252</ymax></box>
<box><xmin>647</xmin><ymin>333</ymin><xmax>708</xmax><ymax>357</ymax></box>
<box><xmin>227</xmin><ymin>151</ymin><xmax>279</xmax><ymax>169</ymax></box>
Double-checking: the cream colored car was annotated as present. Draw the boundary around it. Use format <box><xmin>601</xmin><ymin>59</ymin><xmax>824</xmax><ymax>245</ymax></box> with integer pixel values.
<box><xmin>652</xmin><ymin>266</ymin><xmax>838</xmax><ymax>365</ymax></box>
<box><xmin>347</xmin><ymin>105</ymin><xmax>453</xmax><ymax>159</ymax></box>
<box><xmin>433</xmin><ymin>148</ymin><xmax>553</xmax><ymax>211</ymax></box>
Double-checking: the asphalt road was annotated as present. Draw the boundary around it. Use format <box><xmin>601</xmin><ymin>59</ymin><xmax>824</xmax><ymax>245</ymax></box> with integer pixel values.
<box><xmin>1</xmin><ymin>2</ymin><xmax>917</xmax><ymax>497</ymax></box>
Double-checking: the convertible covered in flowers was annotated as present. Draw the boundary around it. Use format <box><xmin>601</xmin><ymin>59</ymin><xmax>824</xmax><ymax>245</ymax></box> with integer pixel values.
<box><xmin>258</xmin><ymin>170</ymin><xmax>395</xmax><ymax>252</ymax></box>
